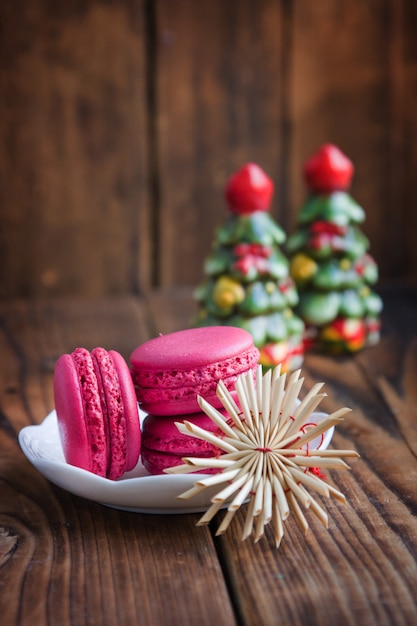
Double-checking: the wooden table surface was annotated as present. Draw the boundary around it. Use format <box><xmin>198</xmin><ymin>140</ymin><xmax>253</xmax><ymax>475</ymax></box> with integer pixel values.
<box><xmin>1</xmin><ymin>286</ymin><xmax>416</xmax><ymax>626</ymax></box>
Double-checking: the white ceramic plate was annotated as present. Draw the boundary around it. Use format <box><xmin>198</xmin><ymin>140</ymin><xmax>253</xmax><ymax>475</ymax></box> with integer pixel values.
<box><xmin>18</xmin><ymin>409</ymin><xmax>334</xmax><ymax>514</ymax></box>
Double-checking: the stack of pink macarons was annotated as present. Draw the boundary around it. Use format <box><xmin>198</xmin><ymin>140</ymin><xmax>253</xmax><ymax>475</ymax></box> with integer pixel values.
<box><xmin>53</xmin><ymin>326</ymin><xmax>260</xmax><ymax>479</ymax></box>
<box><xmin>130</xmin><ymin>326</ymin><xmax>260</xmax><ymax>474</ymax></box>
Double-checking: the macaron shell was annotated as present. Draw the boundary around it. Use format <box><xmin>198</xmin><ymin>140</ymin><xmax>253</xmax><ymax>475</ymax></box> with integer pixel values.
<box><xmin>131</xmin><ymin>327</ymin><xmax>259</xmax><ymax>415</ymax></box>
<box><xmin>135</xmin><ymin>389</ymin><xmax>221</xmax><ymax>416</ymax></box>
<box><xmin>141</xmin><ymin>448</ymin><xmax>218</xmax><ymax>476</ymax></box>
<box><xmin>109</xmin><ymin>350</ymin><xmax>141</xmax><ymax>472</ymax></box>
<box><xmin>131</xmin><ymin>326</ymin><xmax>256</xmax><ymax>370</ymax></box>
<box><xmin>54</xmin><ymin>351</ymin><xmax>109</xmax><ymax>476</ymax></box>
<box><xmin>141</xmin><ymin>412</ymin><xmax>222</xmax><ymax>456</ymax></box>
<box><xmin>133</xmin><ymin>360</ymin><xmax>256</xmax><ymax>415</ymax></box>
<box><xmin>133</xmin><ymin>351</ymin><xmax>259</xmax><ymax>389</ymax></box>
<box><xmin>141</xmin><ymin>411</ymin><xmax>224</xmax><ymax>475</ymax></box>
<box><xmin>54</xmin><ymin>354</ymin><xmax>91</xmax><ymax>472</ymax></box>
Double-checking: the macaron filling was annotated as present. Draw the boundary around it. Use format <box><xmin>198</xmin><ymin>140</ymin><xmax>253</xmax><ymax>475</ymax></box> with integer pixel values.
<box><xmin>91</xmin><ymin>348</ymin><xmax>127</xmax><ymax>480</ymax></box>
<box><xmin>141</xmin><ymin>449</ymin><xmax>219</xmax><ymax>475</ymax></box>
<box><xmin>71</xmin><ymin>348</ymin><xmax>108</xmax><ymax>477</ymax></box>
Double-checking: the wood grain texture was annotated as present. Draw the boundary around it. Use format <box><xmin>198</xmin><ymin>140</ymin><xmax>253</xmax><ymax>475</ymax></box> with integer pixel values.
<box><xmin>402</xmin><ymin>0</ymin><xmax>417</xmax><ymax>282</ymax></box>
<box><xmin>289</xmin><ymin>0</ymin><xmax>415</xmax><ymax>283</ymax></box>
<box><xmin>155</xmin><ymin>0</ymin><xmax>285</xmax><ymax>286</ymax></box>
<box><xmin>1</xmin><ymin>0</ymin><xmax>417</xmax><ymax>298</ymax></box>
<box><xmin>145</xmin><ymin>286</ymin><xmax>196</xmax><ymax>335</ymax></box>
<box><xmin>0</xmin><ymin>297</ymin><xmax>237</xmax><ymax>626</ymax></box>
<box><xmin>0</xmin><ymin>0</ymin><xmax>150</xmax><ymax>298</ymax></box>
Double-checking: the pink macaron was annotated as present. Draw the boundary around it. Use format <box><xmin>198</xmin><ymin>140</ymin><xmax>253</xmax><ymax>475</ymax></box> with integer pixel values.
<box><xmin>130</xmin><ymin>326</ymin><xmax>260</xmax><ymax>415</ymax></box>
<box><xmin>141</xmin><ymin>412</ymin><xmax>224</xmax><ymax>475</ymax></box>
<box><xmin>54</xmin><ymin>347</ymin><xmax>141</xmax><ymax>480</ymax></box>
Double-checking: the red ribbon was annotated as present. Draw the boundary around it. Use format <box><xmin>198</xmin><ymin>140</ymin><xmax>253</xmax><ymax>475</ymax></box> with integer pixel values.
<box><xmin>234</xmin><ymin>243</ymin><xmax>272</xmax><ymax>258</ymax></box>
<box><xmin>232</xmin><ymin>245</ymin><xmax>272</xmax><ymax>276</ymax></box>
<box><xmin>308</xmin><ymin>221</ymin><xmax>347</xmax><ymax>252</ymax></box>
<box><xmin>309</xmin><ymin>221</ymin><xmax>346</xmax><ymax>236</ymax></box>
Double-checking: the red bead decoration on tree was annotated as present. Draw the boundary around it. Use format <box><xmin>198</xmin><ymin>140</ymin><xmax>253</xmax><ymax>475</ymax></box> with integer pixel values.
<box><xmin>232</xmin><ymin>243</ymin><xmax>272</xmax><ymax>276</ymax></box>
<box><xmin>225</xmin><ymin>162</ymin><xmax>274</xmax><ymax>214</ymax></box>
<box><xmin>303</xmin><ymin>144</ymin><xmax>354</xmax><ymax>193</ymax></box>
<box><xmin>309</xmin><ymin>221</ymin><xmax>347</xmax><ymax>236</ymax></box>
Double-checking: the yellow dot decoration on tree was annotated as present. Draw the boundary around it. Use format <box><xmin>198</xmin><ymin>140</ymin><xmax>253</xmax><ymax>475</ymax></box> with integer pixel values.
<box><xmin>290</xmin><ymin>253</ymin><xmax>318</xmax><ymax>283</ymax></box>
<box><xmin>213</xmin><ymin>276</ymin><xmax>245</xmax><ymax>310</ymax></box>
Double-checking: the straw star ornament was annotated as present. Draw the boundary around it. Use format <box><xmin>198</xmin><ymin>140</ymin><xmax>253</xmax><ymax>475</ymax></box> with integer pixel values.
<box><xmin>165</xmin><ymin>365</ymin><xmax>359</xmax><ymax>547</ymax></box>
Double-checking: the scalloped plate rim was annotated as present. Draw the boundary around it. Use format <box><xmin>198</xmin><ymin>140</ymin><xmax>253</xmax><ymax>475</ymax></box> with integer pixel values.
<box><xmin>18</xmin><ymin>409</ymin><xmax>334</xmax><ymax>514</ymax></box>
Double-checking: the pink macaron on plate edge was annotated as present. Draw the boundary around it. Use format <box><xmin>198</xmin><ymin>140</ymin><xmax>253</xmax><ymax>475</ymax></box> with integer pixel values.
<box><xmin>18</xmin><ymin>407</ymin><xmax>334</xmax><ymax>515</ymax></box>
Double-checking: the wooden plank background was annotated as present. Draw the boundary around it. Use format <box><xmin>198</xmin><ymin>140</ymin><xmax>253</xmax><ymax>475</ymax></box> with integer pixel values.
<box><xmin>0</xmin><ymin>0</ymin><xmax>416</xmax><ymax>298</ymax></box>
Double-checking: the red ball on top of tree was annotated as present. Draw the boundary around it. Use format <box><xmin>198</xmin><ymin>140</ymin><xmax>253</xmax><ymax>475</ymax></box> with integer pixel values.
<box><xmin>303</xmin><ymin>144</ymin><xmax>354</xmax><ymax>194</ymax></box>
<box><xmin>225</xmin><ymin>163</ymin><xmax>274</xmax><ymax>214</ymax></box>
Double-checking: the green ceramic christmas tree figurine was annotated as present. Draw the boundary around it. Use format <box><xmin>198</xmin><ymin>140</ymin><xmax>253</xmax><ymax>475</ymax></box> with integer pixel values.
<box><xmin>287</xmin><ymin>144</ymin><xmax>382</xmax><ymax>353</ymax></box>
<box><xmin>194</xmin><ymin>163</ymin><xmax>304</xmax><ymax>371</ymax></box>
